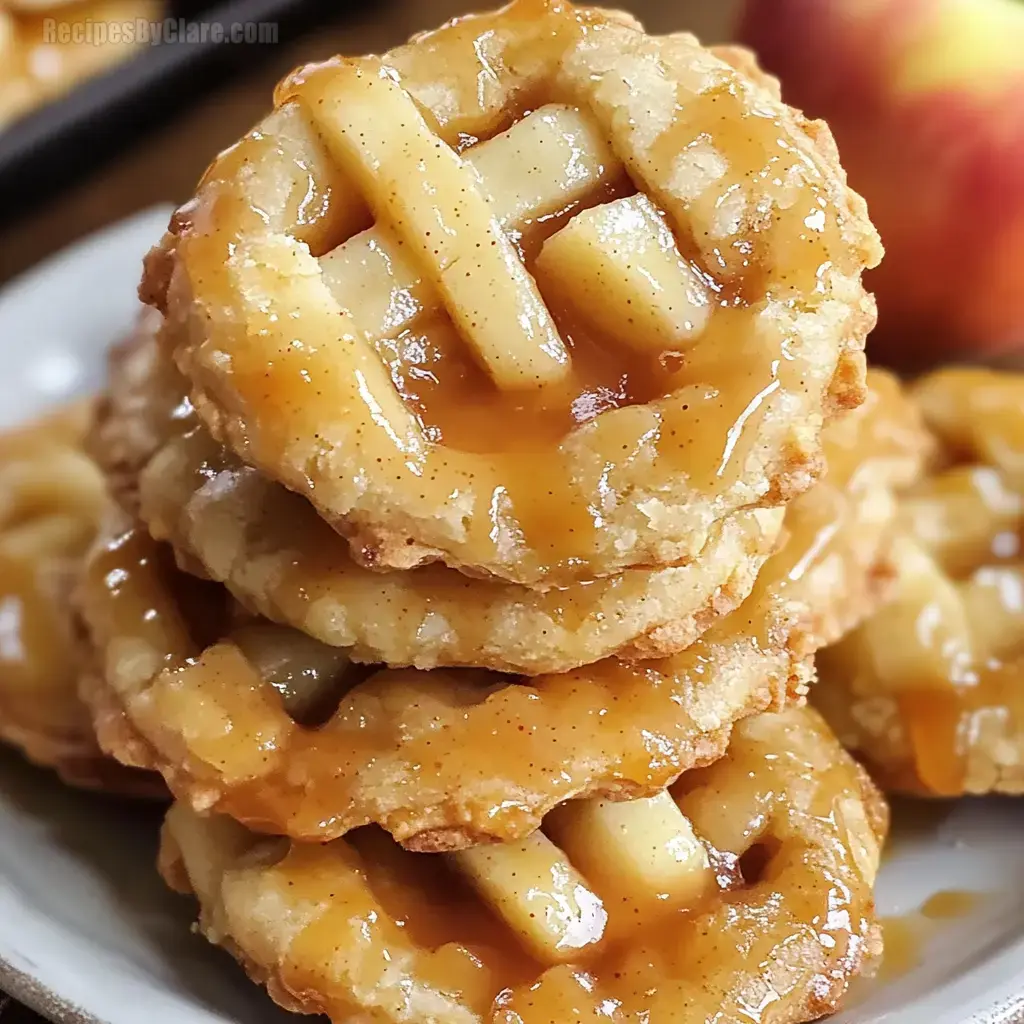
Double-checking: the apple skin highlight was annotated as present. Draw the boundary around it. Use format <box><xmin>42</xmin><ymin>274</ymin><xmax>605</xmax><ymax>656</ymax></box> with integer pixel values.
<box><xmin>739</xmin><ymin>0</ymin><xmax>1024</xmax><ymax>366</ymax></box>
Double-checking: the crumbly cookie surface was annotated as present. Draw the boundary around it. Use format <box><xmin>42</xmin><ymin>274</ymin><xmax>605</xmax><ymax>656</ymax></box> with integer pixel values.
<box><xmin>106</xmin><ymin>317</ymin><xmax>786</xmax><ymax>675</ymax></box>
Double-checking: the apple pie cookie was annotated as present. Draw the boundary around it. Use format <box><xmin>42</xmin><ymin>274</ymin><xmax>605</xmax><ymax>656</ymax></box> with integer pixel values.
<box><xmin>0</xmin><ymin>403</ymin><xmax>152</xmax><ymax>792</ymax></box>
<box><xmin>816</xmin><ymin>368</ymin><xmax>1024</xmax><ymax>795</ymax></box>
<box><xmin>79</xmin><ymin>516</ymin><xmax>810</xmax><ymax>850</ymax></box>
<box><xmin>159</xmin><ymin>706</ymin><xmax>884</xmax><ymax>1024</ymax></box>
<box><xmin>143</xmin><ymin>0</ymin><xmax>881</xmax><ymax>586</ymax></box>
<box><xmin>101</xmin><ymin>316</ymin><xmax>784</xmax><ymax>674</ymax></box>
<box><xmin>78</xmin><ymin>371</ymin><xmax>925</xmax><ymax>849</ymax></box>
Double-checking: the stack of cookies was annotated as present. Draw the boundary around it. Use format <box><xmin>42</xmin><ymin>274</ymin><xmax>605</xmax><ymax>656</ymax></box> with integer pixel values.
<box><xmin>7</xmin><ymin>2</ymin><xmax>1021</xmax><ymax>1021</ymax></box>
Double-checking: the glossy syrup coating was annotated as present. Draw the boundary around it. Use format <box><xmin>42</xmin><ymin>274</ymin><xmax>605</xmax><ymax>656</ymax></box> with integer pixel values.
<box><xmin>144</xmin><ymin>425</ymin><xmax>783</xmax><ymax>673</ymax></box>
<box><xmin>143</xmin><ymin>0</ymin><xmax>881</xmax><ymax>587</ymax></box>
<box><xmin>816</xmin><ymin>368</ymin><xmax>1024</xmax><ymax>796</ymax></box>
<box><xmin>116</xmin><ymin>316</ymin><xmax>783</xmax><ymax>675</ymax></box>
<box><xmin>159</xmin><ymin>706</ymin><xmax>886</xmax><ymax>1024</ymax></box>
<box><xmin>78</xmin><ymin>373</ymin><xmax>926</xmax><ymax>849</ymax></box>
<box><xmin>0</xmin><ymin>404</ymin><xmax>154</xmax><ymax>792</ymax></box>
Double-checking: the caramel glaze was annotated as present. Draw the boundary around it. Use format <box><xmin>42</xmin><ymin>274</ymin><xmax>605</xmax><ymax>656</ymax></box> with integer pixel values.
<box><xmin>820</xmin><ymin>551</ymin><xmax>1024</xmax><ymax>798</ymax></box>
<box><xmin>878</xmin><ymin>890</ymin><xmax>983</xmax><ymax>982</ymax></box>
<box><xmin>186</xmin><ymin>105</ymin><xmax>834</xmax><ymax>568</ymax></box>
<box><xmin>141</xmin><ymin>418</ymin><xmax>781</xmax><ymax>674</ymax></box>
<box><xmin>163</xmin><ymin>707</ymin><xmax>884</xmax><ymax>1024</ymax></box>
<box><xmin>877</xmin><ymin>915</ymin><xmax>922</xmax><ymax>982</ymax></box>
<box><xmin>124</xmin><ymin>326</ymin><xmax>781</xmax><ymax>675</ymax></box>
<box><xmin>901</xmin><ymin>486</ymin><xmax>1023</xmax><ymax>798</ymax></box>
<box><xmin>897</xmin><ymin>660</ymin><xmax>1024</xmax><ymax>798</ymax></box>
<box><xmin>902</xmin><ymin>371</ymin><xmax>1024</xmax><ymax>796</ymax></box>
<box><xmin>156</xmin><ymin>0</ymin><xmax>876</xmax><ymax>582</ymax></box>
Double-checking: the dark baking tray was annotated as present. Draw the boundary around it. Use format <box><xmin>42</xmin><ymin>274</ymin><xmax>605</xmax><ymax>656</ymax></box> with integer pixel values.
<box><xmin>0</xmin><ymin>0</ymin><xmax>370</xmax><ymax>225</ymax></box>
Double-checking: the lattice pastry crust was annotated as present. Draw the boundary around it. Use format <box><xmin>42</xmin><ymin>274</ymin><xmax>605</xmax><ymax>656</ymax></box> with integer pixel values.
<box><xmin>79</xmin><ymin>372</ymin><xmax>924</xmax><ymax>848</ymax></box>
<box><xmin>143</xmin><ymin>0</ymin><xmax>881</xmax><ymax>587</ymax></box>
<box><xmin>108</xmin><ymin>314</ymin><xmax>782</xmax><ymax>673</ymax></box>
<box><xmin>160</xmin><ymin>707</ymin><xmax>885</xmax><ymax>1024</ymax></box>
<box><xmin>816</xmin><ymin>368</ymin><xmax>1024</xmax><ymax>796</ymax></box>
<box><xmin>0</xmin><ymin>404</ymin><xmax>152</xmax><ymax>792</ymax></box>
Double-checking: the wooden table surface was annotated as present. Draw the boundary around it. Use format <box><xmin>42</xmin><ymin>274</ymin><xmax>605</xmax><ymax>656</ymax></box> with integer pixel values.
<box><xmin>1</xmin><ymin>1001</ymin><xmax>43</xmax><ymax>1023</ymax></box>
<box><xmin>0</xmin><ymin>1</ymin><xmax>737</xmax><ymax>1019</ymax></box>
<box><xmin>1</xmin><ymin>994</ymin><xmax>49</xmax><ymax>1023</ymax></box>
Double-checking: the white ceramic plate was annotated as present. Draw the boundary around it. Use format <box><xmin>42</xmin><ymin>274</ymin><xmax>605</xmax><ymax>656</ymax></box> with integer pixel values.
<box><xmin>0</xmin><ymin>210</ymin><xmax>1023</xmax><ymax>1024</ymax></box>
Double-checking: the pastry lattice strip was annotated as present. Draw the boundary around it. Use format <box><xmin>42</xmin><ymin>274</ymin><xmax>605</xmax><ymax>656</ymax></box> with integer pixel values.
<box><xmin>81</xmin><ymin>377</ymin><xmax>931</xmax><ymax>847</ymax></box>
<box><xmin>309</xmin><ymin>91</ymin><xmax>710</xmax><ymax>391</ymax></box>
<box><xmin>210</xmin><ymin>9</ymin><xmax>852</xmax><ymax>425</ymax></box>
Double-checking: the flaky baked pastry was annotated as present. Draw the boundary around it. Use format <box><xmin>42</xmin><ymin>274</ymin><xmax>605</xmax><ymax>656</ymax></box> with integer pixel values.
<box><xmin>816</xmin><ymin>368</ymin><xmax>1024</xmax><ymax>796</ymax></box>
<box><xmin>99</xmin><ymin>317</ymin><xmax>784</xmax><ymax>675</ymax></box>
<box><xmin>0</xmin><ymin>403</ymin><xmax>152</xmax><ymax>792</ymax></box>
<box><xmin>160</xmin><ymin>706</ymin><xmax>885</xmax><ymax>1024</ymax></box>
<box><xmin>142</xmin><ymin>0</ymin><xmax>881</xmax><ymax>587</ymax></box>
<box><xmin>79</xmin><ymin>371</ymin><xmax>925</xmax><ymax>849</ymax></box>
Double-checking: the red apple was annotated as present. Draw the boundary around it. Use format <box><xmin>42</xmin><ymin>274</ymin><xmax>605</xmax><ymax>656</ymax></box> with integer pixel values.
<box><xmin>738</xmin><ymin>0</ymin><xmax>1024</xmax><ymax>367</ymax></box>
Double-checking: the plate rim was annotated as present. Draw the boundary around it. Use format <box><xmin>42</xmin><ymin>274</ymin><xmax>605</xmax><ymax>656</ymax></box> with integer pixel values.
<box><xmin>0</xmin><ymin>956</ymin><xmax>106</xmax><ymax>1024</ymax></box>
